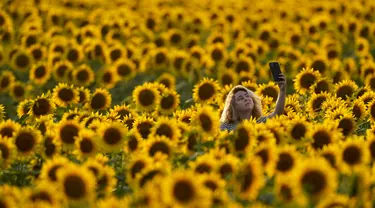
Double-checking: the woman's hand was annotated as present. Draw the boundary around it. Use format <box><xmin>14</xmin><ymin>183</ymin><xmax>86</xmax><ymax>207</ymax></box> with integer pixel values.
<box><xmin>276</xmin><ymin>73</ymin><xmax>287</xmax><ymax>91</ymax></box>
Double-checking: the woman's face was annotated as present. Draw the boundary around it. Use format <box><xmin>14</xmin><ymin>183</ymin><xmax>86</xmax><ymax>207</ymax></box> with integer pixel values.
<box><xmin>234</xmin><ymin>90</ymin><xmax>254</xmax><ymax>112</ymax></box>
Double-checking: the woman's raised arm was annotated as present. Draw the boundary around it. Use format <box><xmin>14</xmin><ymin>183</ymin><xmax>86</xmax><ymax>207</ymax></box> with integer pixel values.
<box><xmin>268</xmin><ymin>73</ymin><xmax>287</xmax><ymax>118</ymax></box>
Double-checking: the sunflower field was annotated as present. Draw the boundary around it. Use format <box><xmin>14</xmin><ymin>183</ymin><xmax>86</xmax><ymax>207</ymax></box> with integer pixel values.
<box><xmin>1</xmin><ymin>0</ymin><xmax>375</xmax><ymax>207</ymax></box>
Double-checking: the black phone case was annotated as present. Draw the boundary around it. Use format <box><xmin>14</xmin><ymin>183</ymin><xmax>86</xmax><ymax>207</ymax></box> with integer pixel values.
<box><xmin>269</xmin><ymin>62</ymin><xmax>281</xmax><ymax>81</ymax></box>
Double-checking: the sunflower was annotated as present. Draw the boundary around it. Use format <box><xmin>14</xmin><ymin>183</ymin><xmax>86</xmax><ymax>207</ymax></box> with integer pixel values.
<box><xmin>284</xmin><ymin>94</ymin><xmax>301</xmax><ymax>115</ymax></box>
<box><xmin>0</xmin><ymin>119</ymin><xmax>21</xmax><ymax>139</ymax></box>
<box><xmin>52</xmin><ymin>83</ymin><xmax>79</xmax><ymax>107</ymax></box>
<box><xmin>40</xmin><ymin>130</ymin><xmax>61</xmax><ymax>158</ymax></box>
<box><xmin>132</xmin><ymin>82</ymin><xmax>160</xmax><ymax>112</ymax></box>
<box><xmin>253</xmin><ymin>142</ymin><xmax>277</xmax><ymax>176</ymax></box>
<box><xmin>316</xmin><ymin>194</ymin><xmax>350</xmax><ymax>208</ymax></box>
<box><xmin>142</xmin><ymin>135</ymin><xmax>175</xmax><ymax>159</ymax></box>
<box><xmin>57</xmin><ymin>164</ymin><xmax>96</xmax><ymax>204</ymax></box>
<box><xmin>86</xmin><ymin>88</ymin><xmax>112</xmax><ymax>111</ymax></box>
<box><xmin>275</xmin><ymin>145</ymin><xmax>300</xmax><ymax>175</ymax></box>
<box><xmin>192</xmin><ymin>78</ymin><xmax>220</xmax><ymax>104</ymax></box>
<box><xmin>337</xmin><ymin>114</ymin><xmax>356</xmax><ymax>136</ymax></box>
<box><xmin>12</xmin><ymin>126</ymin><xmax>41</xmax><ymax>159</ymax></box>
<box><xmin>133</xmin><ymin>116</ymin><xmax>155</xmax><ymax>139</ymax></box>
<box><xmin>295</xmin><ymin>157</ymin><xmax>337</xmax><ymax>200</ymax></box>
<box><xmin>188</xmin><ymin>154</ymin><xmax>216</xmax><ymax>175</ymax></box>
<box><xmin>29</xmin><ymin>62</ymin><xmax>51</xmax><ymax>85</ymax></box>
<box><xmin>306</xmin><ymin>92</ymin><xmax>330</xmax><ymax>119</ymax></box>
<box><xmin>65</xmin><ymin>44</ymin><xmax>83</xmax><ymax>64</ymax></box>
<box><xmin>338</xmin><ymin>137</ymin><xmax>370</xmax><ymax>173</ymax></box>
<box><xmin>56</xmin><ymin>119</ymin><xmax>82</xmax><ymax>149</ymax></box>
<box><xmin>334</xmin><ymin>79</ymin><xmax>358</xmax><ymax>100</ymax></box>
<box><xmin>360</xmin><ymin>61</ymin><xmax>375</xmax><ymax>80</ymax></box>
<box><xmin>310</xmin><ymin>77</ymin><xmax>333</xmax><ymax>94</ymax></box>
<box><xmin>256</xmin><ymin>82</ymin><xmax>279</xmax><ymax>102</ymax></box>
<box><xmin>355</xmin><ymin>37</ymin><xmax>370</xmax><ymax>57</ymax></box>
<box><xmin>217</xmin><ymin>69</ymin><xmax>238</xmax><ymax>87</ymax></box>
<box><xmin>294</xmin><ymin>67</ymin><xmax>322</xmax><ymax>94</ymax></box>
<box><xmin>318</xmin><ymin>144</ymin><xmax>340</xmax><ymax>170</ymax></box>
<box><xmin>26</xmin><ymin>181</ymin><xmax>61</xmax><ymax>206</ymax></box>
<box><xmin>230</xmin><ymin>122</ymin><xmax>257</xmax><ymax>154</ymax></box>
<box><xmin>150</xmin><ymin>47</ymin><xmax>169</xmax><ymax>69</ymax></box>
<box><xmin>98</xmin><ymin>122</ymin><xmax>127</xmax><ymax>152</ymax></box>
<box><xmin>135</xmin><ymin>164</ymin><xmax>169</xmax><ymax>189</ymax></box>
<box><xmin>109</xmin><ymin>104</ymin><xmax>136</xmax><ymax>121</ymax></box>
<box><xmin>192</xmin><ymin>105</ymin><xmax>220</xmax><ymax>137</ymax></box>
<box><xmin>97</xmin><ymin>67</ymin><xmax>119</xmax><ymax>89</ymax></box>
<box><xmin>96</xmin><ymin>165</ymin><xmax>117</xmax><ymax>195</ymax></box>
<box><xmin>350</xmin><ymin>100</ymin><xmax>366</xmax><ymax>121</ymax></box>
<box><xmin>28</xmin><ymin>44</ymin><xmax>46</xmax><ymax>62</ymax></box>
<box><xmin>0</xmin><ymin>136</ymin><xmax>16</xmax><ymax>169</ymax></box>
<box><xmin>254</xmin><ymin>126</ymin><xmax>277</xmax><ymax>145</ymax></box>
<box><xmin>126</xmin><ymin>154</ymin><xmax>153</xmax><ymax>186</ymax></box>
<box><xmin>162</xmin><ymin>170</ymin><xmax>211</xmax><ymax>207</ymax></box>
<box><xmin>235</xmin><ymin>156</ymin><xmax>264</xmax><ymax>200</ymax></box>
<box><xmin>11</xmin><ymin>49</ymin><xmax>33</xmax><ymax>71</ymax></box>
<box><xmin>0</xmin><ymin>71</ymin><xmax>15</xmax><ymax>93</ymax></box>
<box><xmin>157</xmin><ymin>89</ymin><xmax>180</xmax><ymax>115</ymax></box>
<box><xmin>307</xmin><ymin>121</ymin><xmax>343</xmax><ymax>151</ymax></box>
<box><xmin>122</xmin><ymin>129</ymin><xmax>141</xmax><ymax>153</ymax></box>
<box><xmin>53</xmin><ymin>60</ymin><xmax>73</xmax><ymax>82</ymax></box>
<box><xmin>207</xmin><ymin>43</ymin><xmax>227</xmax><ymax>63</ymax></box>
<box><xmin>72</xmin><ymin>64</ymin><xmax>95</xmax><ymax>86</ymax></box>
<box><xmin>112</xmin><ymin>58</ymin><xmax>136</xmax><ymax>81</ymax></box>
<box><xmin>274</xmin><ymin>175</ymin><xmax>303</xmax><ymax>205</ymax></box>
<box><xmin>156</xmin><ymin>73</ymin><xmax>176</xmax><ymax>90</ymax></box>
<box><xmin>72</xmin><ymin>129</ymin><xmax>99</xmax><ymax>159</ymax></box>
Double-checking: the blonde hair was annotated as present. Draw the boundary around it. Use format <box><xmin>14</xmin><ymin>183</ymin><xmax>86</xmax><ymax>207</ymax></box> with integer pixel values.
<box><xmin>220</xmin><ymin>85</ymin><xmax>263</xmax><ymax>123</ymax></box>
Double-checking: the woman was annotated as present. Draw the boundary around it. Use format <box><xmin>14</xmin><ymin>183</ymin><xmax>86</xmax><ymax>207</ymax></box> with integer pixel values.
<box><xmin>220</xmin><ymin>73</ymin><xmax>287</xmax><ymax>131</ymax></box>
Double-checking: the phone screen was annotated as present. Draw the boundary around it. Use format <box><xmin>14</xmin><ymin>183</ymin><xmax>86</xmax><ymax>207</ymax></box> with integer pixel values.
<box><xmin>269</xmin><ymin>62</ymin><xmax>282</xmax><ymax>81</ymax></box>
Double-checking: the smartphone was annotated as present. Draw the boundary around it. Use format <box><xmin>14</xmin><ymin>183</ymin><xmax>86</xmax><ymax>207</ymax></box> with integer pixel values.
<box><xmin>269</xmin><ymin>61</ymin><xmax>282</xmax><ymax>81</ymax></box>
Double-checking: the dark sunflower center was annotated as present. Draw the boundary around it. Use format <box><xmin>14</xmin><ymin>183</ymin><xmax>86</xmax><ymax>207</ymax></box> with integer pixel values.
<box><xmin>173</xmin><ymin>180</ymin><xmax>195</xmax><ymax>203</ymax></box>
<box><xmin>301</xmin><ymin>170</ymin><xmax>326</xmax><ymax>195</ymax></box>
<box><xmin>171</xmin><ymin>33</ymin><xmax>181</xmax><ymax>44</ymax></box>
<box><xmin>138</xmin><ymin>122</ymin><xmax>153</xmax><ymax>139</ymax></box>
<box><xmin>221</xmin><ymin>74</ymin><xmax>233</xmax><ymax>86</ymax></box>
<box><xmin>15</xmin><ymin>132</ymin><xmax>35</xmax><ymax>153</ymax></box>
<box><xmin>149</xmin><ymin>141</ymin><xmax>170</xmax><ymax>156</ymax></box>
<box><xmin>312</xmin><ymin>131</ymin><xmax>331</xmax><ymax>149</ymax></box>
<box><xmin>139</xmin><ymin>170</ymin><xmax>160</xmax><ymax>187</ymax></box>
<box><xmin>32</xmin><ymin>48</ymin><xmax>42</xmax><ymax>60</ymax></box>
<box><xmin>322</xmin><ymin>153</ymin><xmax>336</xmax><ymax>168</ymax></box>
<box><xmin>276</xmin><ymin>153</ymin><xmax>294</xmax><ymax>172</ymax></box>
<box><xmin>211</xmin><ymin>48</ymin><xmax>223</xmax><ymax>61</ymax></box>
<box><xmin>103</xmin><ymin>127</ymin><xmax>122</xmax><ymax>145</ymax></box>
<box><xmin>58</xmin><ymin>88</ymin><xmax>74</xmax><ymax>102</ymax></box>
<box><xmin>241</xmin><ymin>164</ymin><xmax>253</xmax><ymax>191</ymax></box>
<box><xmin>343</xmin><ymin>145</ymin><xmax>361</xmax><ymax>165</ymax></box>
<box><xmin>219</xmin><ymin>164</ymin><xmax>233</xmax><ymax>177</ymax></box>
<box><xmin>300</xmin><ymin>73</ymin><xmax>316</xmax><ymax>89</ymax></box>
<box><xmin>261</xmin><ymin>86</ymin><xmax>278</xmax><ymax>101</ymax></box>
<box><xmin>0</xmin><ymin>76</ymin><xmax>10</xmax><ymax>89</ymax></box>
<box><xmin>155</xmin><ymin>52</ymin><xmax>166</xmax><ymax>64</ymax></box>
<box><xmin>155</xmin><ymin>124</ymin><xmax>173</xmax><ymax>139</ymax></box>
<box><xmin>139</xmin><ymin>89</ymin><xmax>155</xmax><ymax>107</ymax></box>
<box><xmin>128</xmin><ymin>136</ymin><xmax>138</xmax><ymax>151</ymax></box>
<box><xmin>291</xmin><ymin>123</ymin><xmax>306</xmax><ymax>140</ymax></box>
<box><xmin>195</xmin><ymin>163</ymin><xmax>211</xmax><ymax>174</ymax></box>
<box><xmin>338</xmin><ymin>118</ymin><xmax>354</xmax><ymax>136</ymax></box>
<box><xmin>198</xmin><ymin>83</ymin><xmax>215</xmax><ymax>101</ymax></box>
<box><xmin>48</xmin><ymin>165</ymin><xmax>62</xmax><ymax>181</ymax></box>
<box><xmin>0</xmin><ymin>127</ymin><xmax>14</xmax><ymax>138</ymax></box>
<box><xmin>235</xmin><ymin>60</ymin><xmax>250</xmax><ymax>73</ymax></box>
<box><xmin>0</xmin><ymin>143</ymin><xmax>9</xmax><ymax>159</ymax></box>
<box><xmin>336</xmin><ymin>86</ymin><xmax>354</xmax><ymax>99</ymax></box>
<box><xmin>204</xmin><ymin>180</ymin><xmax>218</xmax><ymax>191</ymax></box>
<box><xmin>315</xmin><ymin>81</ymin><xmax>329</xmax><ymax>93</ymax></box>
<box><xmin>187</xmin><ymin>134</ymin><xmax>197</xmax><ymax>151</ymax></box>
<box><xmin>312</xmin><ymin>96</ymin><xmax>326</xmax><ymax>112</ymax></box>
<box><xmin>64</xmin><ymin>175</ymin><xmax>86</xmax><ymax>199</ymax></box>
<box><xmin>102</xmin><ymin>71</ymin><xmax>113</xmax><ymax>83</ymax></box>
<box><xmin>117</xmin><ymin>64</ymin><xmax>131</xmax><ymax>77</ymax></box>
<box><xmin>76</xmin><ymin>70</ymin><xmax>89</xmax><ymax>82</ymax></box>
<box><xmin>199</xmin><ymin>113</ymin><xmax>213</xmax><ymax>132</ymax></box>
<box><xmin>235</xmin><ymin>127</ymin><xmax>250</xmax><ymax>152</ymax></box>
<box><xmin>131</xmin><ymin>161</ymin><xmax>145</xmax><ymax>179</ymax></box>
<box><xmin>67</xmin><ymin>49</ymin><xmax>79</xmax><ymax>62</ymax></box>
<box><xmin>256</xmin><ymin>149</ymin><xmax>269</xmax><ymax>165</ymax></box>
<box><xmin>56</xmin><ymin>65</ymin><xmax>68</xmax><ymax>78</ymax></box>
<box><xmin>311</xmin><ymin>60</ymin><xmax>326</xmax><ymax>73</ymax></box>
<box><xmin>80</xmin><ymin>138</ymin><xmax>93</xmax><ymax>153</ymax></box>
<box><xmin>161</xmin><ymin>95</ymin><xmax>175</xmax><ymax>110</ymax></box>
<box><xmin>30</xmin><ymin>191</ymin><xmax>52</xmax><ymax>203</ymax></box>
<box><xmin>15</xmin><ymin>54</ymin><xmax>30</xmax><ymax>69</ymax></box>
<box><xmin>34</xmin><ymin>66</ymin><xmax>46</xmax><ymax>78</ymax></box>
<box><xmin>90</xmin><ymin>93</ymin><xmax>106</xmax><ymax>110</ymax></box>
<box><xmin>32</xmin><ymin>98</ymin><xmax>51</xmax><ymax>116</ymax></box>
<box><xmin>370</xmin><ymin>141</ymin><xmax>375</xmax><ymax>160</ymax></box>
<box><xmin>44</xmin><ymin>137</ymin><xmax>56</xmax><ymax>157</ymax></box>
<box><xmin>60</xmin><ymin>124</ymin><xmax>79</xmax><ymax>144</ymax></box>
